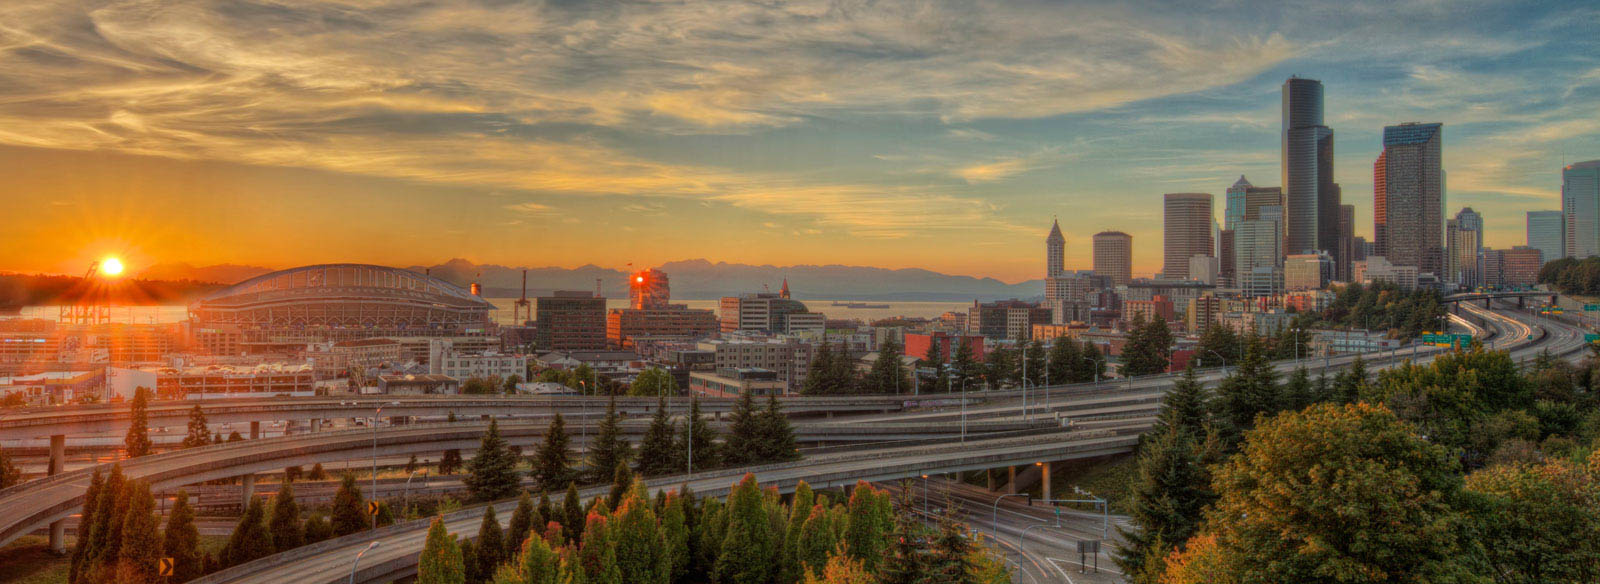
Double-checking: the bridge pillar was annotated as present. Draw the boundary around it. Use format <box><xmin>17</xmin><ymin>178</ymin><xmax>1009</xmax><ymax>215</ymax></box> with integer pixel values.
<box><xmin>310</xmin><ymin>419</ymin><xmax>321</xmax><ymax>433</ymax></box>
<box><xmin>1006</xmin><ymin>466</ymin><xmax>1017</xmax><ymax>495</ymax></box>
<box><xmin>241</xmin><ymin>473</ymin><xmax>256</xmax><ymax>511</ymax></box>
<box><xmin>250</xmin><ymin>421</ymin><xmax>261</xmax><ymax>440</ymax></box>
<box><xmin>1040</xmin><ymin>462</ymin><xmax>1053</xmax><ymax>503</ymax></box>
<box><xmin>48</xmin><ymin>434</ymin><xmax>65</xmax><ymax>554</ymax></box>
<box><xmin>1518</xmin><ymin>296</ymin><xmax>1526</xmax><ymax>309</ymax></box>
<box><xmin>1484</xmin><ymin>298</ymin><xmax>1492</xmax><ymax>309</ymax></box>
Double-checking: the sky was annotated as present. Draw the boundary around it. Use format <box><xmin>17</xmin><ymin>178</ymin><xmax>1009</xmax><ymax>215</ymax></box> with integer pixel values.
<box><xmin>2</xmin><ymin>0</ymin><xmax>1598</xmax><ymax>282</ymax></box>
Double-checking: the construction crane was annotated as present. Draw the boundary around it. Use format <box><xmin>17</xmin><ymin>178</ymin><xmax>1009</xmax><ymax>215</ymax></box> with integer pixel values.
<box><xmin>513</xmin><ymin>270</ymin><xmax>532</xmax><ymax>325</ymax></box>
<box><xmin>59</xmin><ymin>260</ymin><xmax>111</xmax><ymax>325</ymax></box>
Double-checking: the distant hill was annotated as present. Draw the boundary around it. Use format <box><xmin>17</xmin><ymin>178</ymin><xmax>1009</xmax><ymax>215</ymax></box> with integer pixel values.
<box><xmin>112</xmin><ymin>258</ymin><xmax>1044</xmax><ymax>302</ymax></box>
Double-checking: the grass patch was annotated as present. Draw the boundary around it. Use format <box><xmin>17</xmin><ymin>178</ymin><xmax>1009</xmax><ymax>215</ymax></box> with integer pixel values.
<box><xmin>1049</xmin><ymin>454</ymin><xmax>1138</xmax><ymax>514</ymax></box>
<box><xmin>0</xmin><ymin>535</ymin><xmax>71</xmax><ymax>584</ymax></box>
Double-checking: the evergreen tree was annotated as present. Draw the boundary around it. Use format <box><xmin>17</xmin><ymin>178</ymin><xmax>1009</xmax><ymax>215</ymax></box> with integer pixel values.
<box><xmin>440</xmin><ymin>449</ymin><xmax>464</xmax><ymax>475</ymax></box>
<box><xmin>124</xmin><ymin>386</ymin><xmax>153</xmax><ymax>458</ymax></box>
<box><xmin>1196</xmin><ymin>324</ymin><xmax>1241</xmax><ymax>368</ymax></box>
<box><xmin>308</xmin><ymin>462</ymin><xmax>327</xmax><ymax>481</ymax></box>
<box><xmin>181</xmin><ymin>404</ymin><xmax>211</xmax><ymax>449</ymax></box>
<box><xmin>803</xmin><ymin>342</ymin><xmax>839</xmax><ymax>395</ymax></box>
<box><xmin>716</xmin><ymin>474</ymin><xmax>778</xmax><ymax>584</ymax></box>
<box><xmin>1020</xmin><ymin>340</ymin><xmax>1046</xmax><ymax>388</ymax></box>
<box><xmin>512</xmin><ymin>523</ymin><xmax>562</xmax><ymax>584</ymax></box>
<box><xmin>864</xmin><ymin>337</ymin><xmax>908</xmax><ymax>395</ymax></box>
<box><xmin>406</xmin><ymin>454</ymin><xmax>420</xmax><ymax>474</ymax></box>
<box><xmin>843</xmin><ymin>482</ymin><xmax>892</xmax><ymax>571</ymax></box>
<box><xmin>879</xmin><ymin>486</ymin><xmax>927</xmax><ymax>584</ymax></box>
<box><xmin>780</xmin><ymin>482</ymin><xmax>817</xmax><ymax>584</ymax></box>
<box><xmin>927</xmin><ymin>507</ymin><xmax>977</xmax><ymax>584</ymax></box>
<box><xmin>587</xmin><ymin>396</ymin><xmax>632</xmax><ymax>483</ymax></box>
<box><xmin>757</xmin><ymin>393</ymin><xmax>799</xmax><ymax>462</ymax></box>
<box><xmin>163</xmin><ymin>491</ymin><xmax>202</xmax><ymax>583</ymax></box>
<box><xmin>76</xmin><ymin>465</ymin><xmax>124</xmax><ymax>584</ymax></box>
<box><xmin>1115</xmin><ymin>425</ymin><xmax>1215</xmax><ymax>583</ymax></box>
<box><xmin>562</xmin><ymin>484</ymin><xmax>584</xmax><ymax>544</ymax></box>
<box><xmin>223</xmin><ymin>497</ymin><xmax>273</xmax><ymax>568</ymax></box>
<box><xmin>267</xmin><ymin>482</ymin><xmax>303</xmax><ymax>552</ymax></box>
<box><xmin>1281</xmin><ymin>367</ymin><xmax>1315</xmax><ymax>411</ymax></box>
<box><xmin>983</xmin><ymin>345</ymin><xmax>1015</xmax><ymax>390</ymax></box>
<box><xmin>579</xmin><ymin>511</ymin><xmax>622</xmax><ymax>584</ymax></box>
<box><xmin>1335</xmin><ymin>354</ymin><xmax>1369</xmax><ymax>404</ymax></box>
<box><xmin>661</xmin><ymin>492</ymin><xmax>691</xmax><ymax>584</ymax></box>
<box><xmin>115</xmin><ymin>480</ymin><xmax>161</xmax><ymax>584</ymax></box>
<box><xmin>465</xmin><ymin>418</ymin><xmax>522</xmax><ymax>502</ymax></box>
<box><xmin>1158</xmin><ymin>365</ymin><xmax>1209</xmax><ymax>436</ymax></box>
<box><xmin>611</xmin><ymin>487</ymin><xmax>666</xmax><ymax>584</ymax></box>
<box><xmin>1077</xmin><ymin>340</ymin><xmax>1106</xmax><ymax>383</ymax></box>
<box><xmin>331</xmin><ymin>473</ymin><xmax>367</xmax><ymax>536</ymax></box>
<box><xmin>531</xmin><ymin>413</ymin><xmax>573</xmax><ymax>491</ymax></box>
<box><xmin>1211</xmin><ymin>339</ymin><xmax>1281</xmax><ymax>445</ymax></box>
<box><xmin>1122</xmin><ymin>317</ymin><xmax>1174</xmax><ymax>377</ymax></box>
<box><xmin>1047</xmin><ymin>338</ymin><xmax>1079</xmax><ymax>385</ymax></box>
<box><xmin>795</xmin><ymin>505</ymin><xmax>845</xmax><ymax>577</ymax></box>
<box><xmin>475</xmin><ymin>506</ymin><xmax>505</xmax><ymax>580</ymax></box>
<box><xmin>723</xmin><ymin>388</ymin><xmax>762</xmax><ymax>466</ymax></box>
<box><xmin>827</xmin><ymin>341</ymin><xmax>861</xmax><ymax>394</ymax></box>
<box><xmin>302</xmin><ymin>515</ymin><xmax>334</xmax><ymax>544</ymax></box>
<box><xmin>460</xmin><ymin>539</ymin><xmax>482</xmax><ymax>584</ymax></box>
<box><xmin>536</xmin><ymin>491</ymin><xmax>555</xmax><ymax>537</ymax></box>
<box><xmin>951</xmin><ymin>338</ymin><xmax>983</xmax><ymax>391</ymax></box>
<box><xmin>921</xmin><ymin>337</ymin><xmax>945</xmax><ymax>388</ymax></box>
<box><xmin>608</xmin><ymin>464</ymin><xmax>635</xmax><ymax>510</ymax></box>
<box><xmin>677</xmin><ymin>396</ymin><xmax>719</xmax><ymax>472</ymax></box>
<box><xmin>507</xmin><ymin>491</ymin><xmax>536</xmax><ymax>559</ymax></box>
<box><xmin>68</xmin><ymin>468</ymin><xmax>104</xmax><ymax>584</ymax></box>
<box><xmin>637</xmin><ymin>397</ymin><xmax>680</xmax><ymax>476</ymax></box>
<box><xmin>419</xmin><ymin>517</ymin><xmax>467</xmax><ymax>584</ymax></box>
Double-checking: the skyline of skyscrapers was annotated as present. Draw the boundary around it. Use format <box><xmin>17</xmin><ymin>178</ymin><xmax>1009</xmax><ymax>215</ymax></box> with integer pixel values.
<box><xmin>1163</xmin><ymin>192</ymin><xmax>1215</xmax><ymax>280</ymax></box>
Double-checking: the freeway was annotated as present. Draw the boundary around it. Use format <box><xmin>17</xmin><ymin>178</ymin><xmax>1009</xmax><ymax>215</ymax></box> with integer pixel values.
<box><xmin>192</xmin><ymin>301</ymin><xmax>1592</xmax><ymax>583</ymax></box>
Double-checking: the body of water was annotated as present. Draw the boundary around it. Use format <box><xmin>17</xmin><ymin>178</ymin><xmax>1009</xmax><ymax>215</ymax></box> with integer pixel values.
<box><xmin>4</xmin><ymin>298</ymin><xmax>971</xmax><ymax>325</ymax></box>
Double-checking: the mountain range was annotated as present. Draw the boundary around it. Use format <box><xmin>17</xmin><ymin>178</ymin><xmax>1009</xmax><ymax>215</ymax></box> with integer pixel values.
<box><xmin>137</xmin><ymin>259</ymin><xmax>1044</xmax><ymax>302</ymax></box>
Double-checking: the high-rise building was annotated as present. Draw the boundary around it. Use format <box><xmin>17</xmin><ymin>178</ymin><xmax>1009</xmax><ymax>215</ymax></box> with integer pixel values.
<box><xmin>1375</xmin><ymin>122</ymin><xmax>1445</xmax><ymax>275</ymax></box>
<box><xmin>535</xmin><ymin>291</ymin><xmax>607</xmax><ymax>351</ymax></box>
<box><xmin>1446</xmin><ymin>218</ymin><xmax>1481</xmax><ymax>288</ymax></box>
<box><xmin>1235</xmin><ymin>205</ymin><xmax>1285</xmax><ymax>297</ymax></box>
<box><xmin>1046</xmin><ymin>219</ymin><xmax>1065</xmax><ymax>278</ymax></box>
<box><xmin>718</xmin><ymin>292</ymin><xmax>815</xmax><ymax>334</ymax></box>
<box><xmin>1455</xmin><ymin>207</ymin><xmax>1484</xmax><ymax>256</ymax></box>
<box><xmin>967</xmin><ymin>300</ymin><xmax>1052</xmax><ymax>341</ymax></box>
<box><xmin>628</xmin><ymin>268</ymin><xmax>670</xmax><ymax>309</ymax></box>
<box><xmin>1337</xmin><ymin>204</ymin><xmax>1355</xmax><ymax>281</ymax></box>
<box><xmin>1163</xmin><ymin>193</ymin><xmax>1214</xmax><ymax>280</ymax></box>
<box><xmin>1224</xmin><ymin>175</ymin><xmax>1252</xmax><ymax>231</ymax></box>
<box><xmin>1281</xmin><ymin>77</ymin><xmax>1339</xmax><ymax>260</ymax></box>
<box><xmin>1092</xmin><ymin>231</ymin><xmax>1133</xmax><ymax>286</ymax></box>
<box><xmin>1284</xmin><ymin>253</ymin><xmax>1332</xmax><ymax>291</ymax></box>
<box><xmin>1526</xmin><ymin>210</ymin><xmax>1564</xmax><ymax>263</ymax></box>
<box><xmin>1563</xmin><ymin>160</ymin><xmax>1600</xmax><ymax>259</ymax></box>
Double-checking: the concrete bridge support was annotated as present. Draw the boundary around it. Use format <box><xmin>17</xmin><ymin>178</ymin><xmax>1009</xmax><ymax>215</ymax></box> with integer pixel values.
<box><xmin>1518</xmin><ymin>296</ymin><xmax>1526</xmax><ymax>309</ymax></box>
<box><xmin>48</xmin><ymin>434</ymin><xmax>65</xmax><ymax>554</ymax></box>
<box><xmin>1006</xmin><ymin>466</ymin><xmax>1017</xmax><ymax>495</ymax></box>
<box><xmin>1040</xmin><ymin>462</ymin><xmax>1053</xmax><ymax>503</ymax></box>
<box><xmin>241</xmin><ymin>473</ymin><xmax>256</xmax><ymax>511</ymax></box>
<box><xmin>1485</xmin><ymin>298</ymin><xmax>1493</xmax><ymax>309</ymax></box>
<box><xmin>250</xmin><ymin>421</ymin><xmax>261</xmax><ymax>440</ymax></box>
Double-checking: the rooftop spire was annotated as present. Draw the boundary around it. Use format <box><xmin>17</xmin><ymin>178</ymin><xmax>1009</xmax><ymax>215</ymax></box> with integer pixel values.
<box><xmin>1047</xmin><ymin>218</ymin><xmax>1064</xmax><ymax>242</ymax></box>
<box><xmin>779</xmin><ymin>278</ymin><xmax>790</xmax><ymax>299</ymax></box>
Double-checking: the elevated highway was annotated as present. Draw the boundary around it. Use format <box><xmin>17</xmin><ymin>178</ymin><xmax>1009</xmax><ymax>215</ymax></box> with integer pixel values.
<box><xmin>190</xmin><ymin>301</ymin><xmax>1591</xmax><ymax>583</ymax></box>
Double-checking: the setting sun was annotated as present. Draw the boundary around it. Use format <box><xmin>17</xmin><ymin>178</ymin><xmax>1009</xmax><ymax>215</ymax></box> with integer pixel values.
<box><xmin>99</xmin><ymin>257</ymin><xmax>124</xmax><ymax>277</ymax></box>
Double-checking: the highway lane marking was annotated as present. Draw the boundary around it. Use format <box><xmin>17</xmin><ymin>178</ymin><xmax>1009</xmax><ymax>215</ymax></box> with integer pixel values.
<box><xmin>1049</xmin><ymin>556</ymin><xmax>1125</xmax><ymax>576</ymax></box>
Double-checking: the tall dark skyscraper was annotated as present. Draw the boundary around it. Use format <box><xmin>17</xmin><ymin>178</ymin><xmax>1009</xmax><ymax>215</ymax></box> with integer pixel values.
<box><xmin>1281</xmin><ymin>77</ymin><xmax>1341</xmax><ymax>270</ymax></box>
<box><xmin>1375</xmin><ymin>122</ymin><xmax>1445</xmax><ymax>275</ymax></box>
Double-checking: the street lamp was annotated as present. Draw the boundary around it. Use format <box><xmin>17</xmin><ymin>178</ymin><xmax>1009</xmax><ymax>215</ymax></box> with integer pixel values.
<box><xmin>349</xmin><ymin>541</ymin><xmax>381</xmax><ymax>584</ymax></box>
<box><xmin>371</xmin><ymin>405</ymin><xmax>382</xmax><ymax>529</ymax></box>
<box><xmin>991</xmin><ymin>493</ymin><xmax>1029</xmax><ymax>540</ymax></box>
<box><xmin>920</xmin><ymin>474</ymin><xmax>930</xmax><ymax>514</ymax></box>
<box><xmin>1202</xmin><ymin>350</ymin><xmax>1227</xmax><ymax>376</ymax></box>
<box><xmin>403</xmin><ymin>469</ymin><xmax>428</xmax><ymax>512</ymax></box>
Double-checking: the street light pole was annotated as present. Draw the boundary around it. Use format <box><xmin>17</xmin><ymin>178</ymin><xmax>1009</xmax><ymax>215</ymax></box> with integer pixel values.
<box><xmin>991</xmin><ymin>493</ymin><xmax>1028</xmax><ymax>540</ymax></box>
<box><xmin>371</xmin><ymin>405</ymin><xmax>382</xmax><ymax>529</ymax></box>
<box><xmin>349</xmin><ymin>541</ymin><xmax>381</xmax><ymax>584</ymax></box>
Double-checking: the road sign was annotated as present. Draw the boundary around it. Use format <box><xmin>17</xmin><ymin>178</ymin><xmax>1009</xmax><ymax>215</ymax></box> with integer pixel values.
<box><xmin>158</xmin><ymin>558</ymin><xmax>174</xmax><ymax>577</ymax></box>
<box><xmin>1585</xmin><ymin>334</ymin><xmax>1600</xmax><ymax>343</ymax></box>
<box><xmin>368</xmin><ymin>501</ymin><xmax>381</xmax><ymax>516</ymax></box>
<box><xmin>1420</xmin><ymin>332</ymin><xmax>1473</xmax><ymax>348</ymax></box>
<box><xmin>1585</xmin><ymin>304</ymin><xmax>1600</xmax><ymax>312</ymax></box>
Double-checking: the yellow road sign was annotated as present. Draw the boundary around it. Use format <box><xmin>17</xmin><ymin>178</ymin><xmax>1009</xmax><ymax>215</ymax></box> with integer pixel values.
<box><xmin>368</xmin><ymin>501</ymin><xmax>381</xmax><ymax>516</ymax></box>
<box><xmin>158</xmin><ymin>557</ymin><xmax>174</xmax><ymax>577</ymax></box>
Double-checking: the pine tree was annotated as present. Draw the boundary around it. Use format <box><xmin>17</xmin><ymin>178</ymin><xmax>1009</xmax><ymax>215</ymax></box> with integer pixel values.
<box><xmin>76</xmin><ymin>465</ymin><xmax>124</xmax><ymax>584</ymax></box>
<box><xmin>1212</xmin><ymin>339</ymin><xmax>1281</xmax><ymax>444</ymax></box>
<box><xmin>303</xmin><ymin>515</ymin><xmax>334</xmax><ymax>544</ymax></box>
<box><xmin>124</xmin><ymin>386</ymin><xmax>153</xmax><ymax>458</ymax></box>
<box><xmin>864</xmin><ymin>337</ymin><xmax>907</xmax><ymax>394</ymax></box>
<box><xmin>1335</xmin><ymin>354</ymin><xmax>1369</xmax><ymax>403</ymax></box>
<box><xmin>68</xmin><ymin>468</ymin><xmax>104</xmax><ymax>584</ymax></box>
<box><xmin>951</xmin><ymin>338</ymin><xmax>983</xmax><ymax>390</ymax></box>
<box><xmin>660</xmin><ymin>492</ymin><xmax>691</xmax><ymax>584</ymax></box>
<box><xmin>164</xmin><ymin>491</ymin><xmax>202</xmax><ymax>583</ymax></box>
<box><xmin>268</xmin><ymin>482</ymin><xmax>303</xmax><ymax>552</ymax></box>
<box><xmin>716</xmin><ymin>474</ymin><xmax>778</xmax><ymax>584</ymax></box>
<box><xmin>1282</xmin><ymin>367</ymin><xmax>1315</xmax><ymax>411</ymax></box>
<box><xmin>757</xmin><ymin>393</ymin><xmax>799</xmax><ymax>462</ymax></box>
<box><xmin>331</xmin><ymin>473</ymin><xmax>367</xmax><ymax>536</ymax></box>
<box><xmin>587</xmin><ymin>396</ymin><xmax>631</xmax><ymax>483</ymax></box>
<box><xmin>507</xmin><ymin>491</ymin><xmax>535</xmax><ymax>559</ymax></box>
<box><xmin>465</xmin><ymin>418</ymin><xmax>522</xmax><ymax>502</ymax></box>
<box><xmin>803</xmin><ymin>342</ymin><xmax>838</xmax><ymax>395</ymax></box>
<box><xmin>607</xmin><ymin>464</ymin><xmax>635</xmax><ymax>510</ymax></box>
<box><xmin>637</xmin><ymin>397</ymin><xmax>680</xmax><ymax>476</ymax></box>
<box><xmin>536</xmin><ymin>491</ymin><xmax>555</xmax><ymax>537</ymax></box>
<box><xmin>441</xmin><ymin>449</ymin><xmax>464</xmax><ymax>475</ymax></box>
<box><xmin>562</xmin><ymin>484</ymin><xmax>585</xmax><ymax>544</ymax></box>
<box><xmin>579</xmin><ymin>511</ymin><xmax>622</xmax><ymax>584</ymax></box>
<box><xmin>1078</xmin><ymin>340</ymin><xmax>1106</xmax><ymax>383</ymax></box>
<box><xmin>1115</xmin><ymin>425</ymin><xmax>1214</xmax><ymax>583</ymax></box>
<box><xmin>723</xmin><ymin>388</ymin><xmax>762</xmax><ymax>466</ymax></box>
<box><xmin>530</xmin><ymin>413</ymin><xmax>572</xmax><ymax>491</ymax></box>
<box><xmin>879</xmin><ymin>486</ymin><xmax>927</xmax><ymax>584</ymax></box>
<box><xmin>1123</xmin><ymin>317</ymin><xmax>1174</xmax><ymax>377</ymax></box>
<box><xmin>419</xmin><ymin>517</ymin><xmax>467</xmax><ymax>584</ymax></box>
<box><xmin>115</xmin><ymin>480</ymin><xmax>161</xmax><ymax>584</ymax></box>
<box><xmin>927</xmin><ymin>507</ymin><xmax>977</xmax><ymax>584</ymax></box>
<box><xmin>678</xmin><ymin>396</ymin><xmax>719</xmax><ymax>472</ymax></box>
<box><xmin>780</xmin><ymin>482</ymin><xmax>816</xmax><ymax>584</ymax></box>
<box><xmin>181</xmin><ymin>404</ymin><xmax>211</xmax><ymax>449</ymax></box>
<box><xmin>843</xmin><ymin>482</ymin><xmax>892</xmax><ymax>571</ymax></box>
<box><xmin>223</xmin><ymin>497</ymin><xmax>273</xmax><ymax>568</ymax></box>
<box><xmin>512</xmin><ymin>522</ymin><xmax>562</xmax><ymax>584</ymax></box>
<box><xmin>1047</xmin><ymin>337</ymin><xmax>1079</xmax><ymax>385</ymax></box>
<box><xmin>827</xmin><ymin>342</ymin><xmax>860</xmax><ymax>394</ymax></box>
<box><xmin>308</xmin><ymin>462</ymin><xmax>327</xmax><ymax>481</ymax></box>
<box><xmin>611</xmin><ymin>487</ymin><xmax>666</xmax><ymax>584</ymax></box>
<box><xmin>1158</xmin><ymin>366</ymin><xmax>1210</xmax><ymax>436</ymax></box>
<box><xmin>460</xmin><ymin>539</ymin><xmax>482</xmax><ymax>584</ymax></box>
<box><xmin>983</xmin><ymin>345</ymin><xmax>1015</xmax><ymax>390</ymax></box>
<box><xmin>475</xmin><ymin>506</ymin><xmax>505</xmax><ymax>580</ymax></box>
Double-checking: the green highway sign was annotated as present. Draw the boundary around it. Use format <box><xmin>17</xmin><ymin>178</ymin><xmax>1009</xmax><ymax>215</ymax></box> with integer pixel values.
<box><xmin>1586</xmin><ymin>334</ymin><xmax>1600</xmax><ymax>343</ymax></box>
<box><xmin>1586</xmin><ymin>304</ymin><xmax>1600</xmax><ymax>311</ymax></box>
<box><xmin>1420</xmin><ymin>332</ymin><xmax>1474</xmax><ymax>348</ymax></box>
